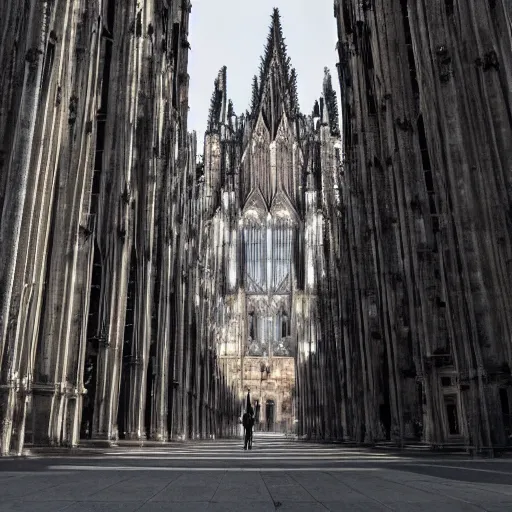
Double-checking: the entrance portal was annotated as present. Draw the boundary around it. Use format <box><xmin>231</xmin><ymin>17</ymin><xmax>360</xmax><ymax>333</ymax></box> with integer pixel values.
<box><xmin>266</xmin><ymin>399</ymin><xmax>275</xmax><ymax>431</ymax></box>
<box><xmin>444</xmin><ymin>396</ymin><xmax>460</xmax><ymax>436</ymax></box>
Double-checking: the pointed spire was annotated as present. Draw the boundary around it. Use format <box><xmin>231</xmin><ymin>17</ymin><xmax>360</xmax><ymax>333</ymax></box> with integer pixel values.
<box><xmin>323</xmin><ymin>67</ymin><xmax>340</xmax><ymax>136</ymax></box>
<box><xmin>206</xmin><ymin>66</ymin><xmax>230</xmax><ymax>134</ymax></box>
<box><xmin>251</xmin><ymin>10</ymin><xmax>299</xmax><ymax>122</ymax></box>
<box><xmin>271</xmin><ymin>7</ymin><xmax>280</xmax><ymax>26</ymax></box>
<box><xmin>227</xmin><ymin>99</ymin><xmax>235</xmax><ymax>119</ymax></box>
<box><xmin>312</xmin><ymin>100</ymin><xmax>320</xmax><ymax>118</ymax></box>
<box><xmin>289</xmin><ymin>68</ymin><xmax>300</xmax><ymax>115</ymax></box>
<box><xmin>272</xmin><ymin>9</ymin><xmax>291</xmax><ymax>79</ymax></box>
<box><xmin>218</xmin><ymin>66</ymin><xmax>228</xmax><ymax>124</ymax></box>
<box><xmin>227</xmin><ymin>99</ymin><xmax>235</xmax><ymax>129</ymax></box>
<box><xmin>250</xmin><ymin>75</ymin><xmax>259</xmax><ymax>117</ymax></box>
<box><xmin>206</xmin><ymin>77</ymin><xmax>221</xmax><ymax>133</ymax></box>
<box><xmin>258</xmin><ymin>8</ymin><xmax>292</xmax><ymax>94</ymax></box>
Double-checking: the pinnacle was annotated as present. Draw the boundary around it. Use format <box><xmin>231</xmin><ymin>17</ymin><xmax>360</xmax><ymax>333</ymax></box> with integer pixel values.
<box><xmin>323</xmin><ymin>67</ymin><xmax>333</xmax><ymax>91</ymax></box>
<box><xmin>271</xmin><ymin>7</ymin><xmax>282</xmax><ymax>32</ymax></box>
<box><xmin>322</xmin><ymin>68</ymin><xmax>340</xmax><ymax>137</ymax></box>
<box><xmin>218</xmin><ymin>66</ymin><xmax>227</xmax><ymax>87</ymax></box>
<box><xmin>207</xmin><ymin>67</ymin><xmax>228</xmax><ymax>133</ymax></box>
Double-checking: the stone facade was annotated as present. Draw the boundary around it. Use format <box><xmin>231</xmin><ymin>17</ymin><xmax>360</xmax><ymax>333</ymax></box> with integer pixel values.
<box><xmin>222</xmin><ymin>357</ymin><xmax>295</xmax><ymax>431</ymax></box>
<box><xmin>0</xmin><ymin>0</ymin><xmax>238</xmax><ymax>456</ymax></box>
<box><xmin>297</xmin><ymin>0</ymin><xmax>512</xmax><ymax>453</ymax></box>
<box><xmin>4</xmin><ymin>0</ymin><xmax>510</xmax><ymax>458</ymax></box>
<box><xmin>200</xmin><ymin>10</ymin><xmax>341</xmax><ymax>432</ymax></box>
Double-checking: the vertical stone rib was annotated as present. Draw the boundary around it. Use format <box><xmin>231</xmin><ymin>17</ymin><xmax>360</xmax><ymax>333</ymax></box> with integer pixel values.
<box><xmin>0</xmin><ymin>1</ymin><xmax>49</xmax><ymax>373</ymax></box>
<box><xmin>306</xmin><ymin>0</ymin><xmax>512</xmax><ymax>452</ymax></box>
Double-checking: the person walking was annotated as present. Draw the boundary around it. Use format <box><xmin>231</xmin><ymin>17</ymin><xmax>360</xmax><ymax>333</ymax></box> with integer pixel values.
<box><xmin>242</xmin><ymin>391</ymin><xmax>255</xmax><ymax>450</ymax></box>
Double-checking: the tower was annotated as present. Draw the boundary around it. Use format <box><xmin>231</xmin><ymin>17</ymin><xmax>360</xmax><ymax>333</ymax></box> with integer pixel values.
<box><xmin>201</xmin><ymin>9</ymin><xmax>341</xmax><ymax>432</ymax></box>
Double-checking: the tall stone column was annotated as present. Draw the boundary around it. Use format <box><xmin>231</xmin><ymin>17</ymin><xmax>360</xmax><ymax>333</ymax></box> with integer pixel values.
<box><xmin>93</xmin><ymin>229</ymin><xmax>132</xmax><ymax>442</ymax></box>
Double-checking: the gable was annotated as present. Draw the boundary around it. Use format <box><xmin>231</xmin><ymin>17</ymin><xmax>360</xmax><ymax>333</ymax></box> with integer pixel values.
<box><xmin>269</xmin><ymin>190</ymin><xmax>299</xmax><ymax>224</ymax></box>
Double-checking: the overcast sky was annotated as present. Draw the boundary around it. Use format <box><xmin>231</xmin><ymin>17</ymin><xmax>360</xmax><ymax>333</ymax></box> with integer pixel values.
<box><xmin>188</xmin><ymin>0</ymin><xmax>341</xmax><ymax>153</ymax></box>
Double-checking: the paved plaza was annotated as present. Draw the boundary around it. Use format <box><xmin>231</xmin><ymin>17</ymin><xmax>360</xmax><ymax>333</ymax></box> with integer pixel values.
<box><xmin>0</xmin><ymin>433</ymin><xmax>511</xmax><ymax>511</ymax></box>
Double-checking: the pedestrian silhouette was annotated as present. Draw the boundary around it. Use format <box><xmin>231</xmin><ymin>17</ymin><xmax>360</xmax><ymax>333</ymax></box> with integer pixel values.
<box><xmin>242</xmin><ymin>391</ymin><xmax>255</xmax><ymax>450</ymax></box>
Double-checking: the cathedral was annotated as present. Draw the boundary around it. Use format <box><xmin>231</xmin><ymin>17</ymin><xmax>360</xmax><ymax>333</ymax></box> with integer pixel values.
<box><xmin>0</xmin><ymin>0</ymin><xmax>511</xmax><ymax>457</ymax></box>
<box><xmin>200</xmin><ymin>11</ymin><xmax>341</xmax><ymax>432</ymax></box>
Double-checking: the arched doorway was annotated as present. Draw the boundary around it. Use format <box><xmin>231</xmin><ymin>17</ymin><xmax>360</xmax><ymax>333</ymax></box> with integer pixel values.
<box><xmin>265</xmin><ymin>399</ymin><xmax>275</xmax><ymax>432</ymax></box>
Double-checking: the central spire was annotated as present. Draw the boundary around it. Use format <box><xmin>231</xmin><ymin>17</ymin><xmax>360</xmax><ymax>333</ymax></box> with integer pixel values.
<box><xmin>250</xmin><ymin>9</ymin><xmax>300</xmax><ymax>132</ymax></box>
<box><xmin>261</xmin><ymin>8</ymin><xmax>290</xmax><ymax>82</ymax></box>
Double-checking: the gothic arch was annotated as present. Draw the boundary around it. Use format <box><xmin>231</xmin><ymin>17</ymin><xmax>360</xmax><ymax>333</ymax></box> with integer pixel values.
<box><xmin>270</xmin><ymin>190</ymin><xmax>299</xmax><ymax>225</ymax></box>
<box><xmin>242</xmin><ymin>187</ymin><xmax>268</xmax><ymax>224</ymax></box>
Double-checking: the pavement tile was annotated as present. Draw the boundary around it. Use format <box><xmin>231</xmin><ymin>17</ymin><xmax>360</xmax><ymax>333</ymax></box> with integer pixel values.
<box><xmin>333</xmin><ymin>475</ymin><xmax>454</xmax><ymax>503</ymax></box>
<box><xmin>150</xmin><ymin>484</ymin><xmax>219</xmax><ymax>502</ymax></box>
<box><xmin>309</xmin><ymin>488</ymin><xmax>369</xmax><ymax>502</ymax></box>
<box><xmin>381</xmin><ymin>473</ymin><xmax>446</xmax><ymax>484</ymax></box>
<box><xmin>87</xmin><ymin>474</ymin><xmax>171</xmax><ymax>502</ymax></box>
<box><xmin>137</xmin><ymin>502</ymin><xmax>209</xmax><ymax>511</ymax></box>
<box><xmin>0</xmin><ymin>474</ymin><xmax>21</xmax><ymax>482</ymax></box>
<box><xmin>479</xmin><ymin>484</ymin><xmax>512</xmax><ymax>496</ymax></box>
<box><xmin>212</xmin><ymin>484</ymin><xmax>272</xmax><ymax>503</ymax></box>
<box><xmin>260</xmin><ymin>473</ymin><xmax>296</xmax><ymax>486</ymax></box>
<box><xmin>265</xmin><ymin>484</ymin><xmax>315</xmax><ymax>502</ymax></box>
<box><xmin>390</xmin><ymin>504</ymin><xmax>487</xmax><ymax>511</ymax></box>
<box><xmin>212</xmin><ymin>473</ymin><xmax>273</xmax><ymax>503</ymax></box>
<box><xmin>290</xmin><ymin>473</ymin><xmax>367</xmax><ymax>502</ymax></box>
<box><xmin>207</xmin><ymin>502</ymin><xmax>275</xmax><ymax>512</ymax></box>
<box><xmin>61</xmin><ymin>503</ymin><xmax>144</xmax><ymax>512</ymax></box>
<box><xmin>0</xmin><ymin>501</ymin><xmax>70</xmax><ymax>512</ymax></box>
<box><xmin>372</xmin><ymin>489</ymin><xmax>443</xmax><ymax>504</ymax></box>
<box><xmin>17</xmin><ymin>476</ymin><xmax>129</xmax><ymax>502</ymax></box>
<box><xmin>150</xmin><ymin>473</ymin><xmax>221</xmax><ymax>502</ymax></box>
<box><xmin>483</xmin><ymin>505</ymin><xmax>512</xmax><ymax>512</ymax></box>
<box><xmin>0</xmin><ymin>476</ymin><xmax>67</xmax><ymax>499</ymax></box>
<box><xmin>290</xmin><ymin>481</ymin><xmax>368</xmax><ymax>502</ymax></box>
<box><xmin>323</xmin><ymin>502</ymin><xmax>390</xmax><ymax>511</ymax></box>
<box><xmin>164</xmin><ymin>472</ymin><xmax>223</xmax><ymax>485</ymax></box>
<box><xmin>274</xmin><ymin>502</ymin><xmax>329</xmax><ymax>511</ymax></box>
<box><xmin>408</xmin><ymin>481</ymin><xmax>512</xmax><ymax>503</ymax></box>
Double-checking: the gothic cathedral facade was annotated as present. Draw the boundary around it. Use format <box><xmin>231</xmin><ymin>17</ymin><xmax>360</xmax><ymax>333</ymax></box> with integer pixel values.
<box><xmin>200</xmin><ymin>10</ymin><xmax>341</xmax><ymax>431</ymax></box>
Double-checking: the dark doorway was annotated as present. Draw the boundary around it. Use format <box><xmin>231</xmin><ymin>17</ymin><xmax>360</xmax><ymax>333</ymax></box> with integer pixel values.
<box><xmin>500</xmin><ymin>388</ymin><xmax>511</xmax><ymax>441</ymax></box>
<box><xmin>379</xmin><ymin>404</ymin><xmax>391</xmax><ymax>440</ymax></box>
<box><xmin>265</xmin><ymin>399</ymin><xmax>275</xmax><ymax>431</ymax></box>
<box><xmin>445</xmin><ymin>396</ymin><xmax>460</xmax><ymax>435</ymax></box>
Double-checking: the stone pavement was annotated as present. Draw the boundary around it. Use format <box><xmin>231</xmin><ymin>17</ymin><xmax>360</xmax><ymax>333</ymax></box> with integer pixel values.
<box><xmin>1</xmin><ymin>433</ymin><xmax>512</xmax><ymax>511</ymax></box>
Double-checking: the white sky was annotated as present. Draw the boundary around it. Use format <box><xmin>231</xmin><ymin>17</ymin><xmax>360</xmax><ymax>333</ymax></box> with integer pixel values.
<box><xmin>188</xmin><ymin>0</ymin><xmax>341</xmax><ymax>154</ymax></box>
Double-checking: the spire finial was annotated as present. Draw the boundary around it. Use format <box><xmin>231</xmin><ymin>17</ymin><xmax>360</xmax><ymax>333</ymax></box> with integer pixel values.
<box><xmin>272</xmin><ymin>7</ymin><xmax>280</xmax><ymax>24</ymax></box>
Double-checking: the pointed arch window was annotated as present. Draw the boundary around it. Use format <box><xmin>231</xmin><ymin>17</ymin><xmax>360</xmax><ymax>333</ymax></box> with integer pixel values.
<box><xmin>271</xmin><ymin>308</ymin><xmax>292</xmax><ymax>356</ymax></box>
<box><xmin>244</xmin><ymin>223</ymin><xmax>267</xmax><ymax>293</ymax></box>
<box><xmin>281</xmin><ymin>312</ymin><xmax>289</xmax><ymax>338</ymax></box>
<box><xmin>271</xmin><ymin>220</ymin><xmax>293</xmax><ymax>293</ymax></box>
<box><xmin>248</xmin><ymin>311</ymin><xmax>256</xmax><ymax>339</ymax></box>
